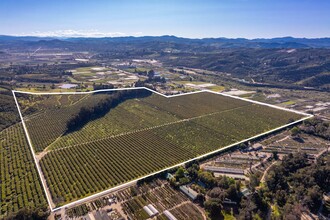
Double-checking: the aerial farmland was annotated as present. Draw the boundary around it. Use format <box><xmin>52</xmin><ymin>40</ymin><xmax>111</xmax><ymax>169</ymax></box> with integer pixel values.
<box><xmin>14</xmin><ymin>88</ymin><xmax>307</xmax><ymax>208</ymax></box>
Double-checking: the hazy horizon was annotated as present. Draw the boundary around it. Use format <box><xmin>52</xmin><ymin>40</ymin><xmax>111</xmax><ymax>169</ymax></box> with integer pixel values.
<box><xmin>1</xmin><ymin>34</ymin><xmax>330</xmax><ymax>40</ymax></box>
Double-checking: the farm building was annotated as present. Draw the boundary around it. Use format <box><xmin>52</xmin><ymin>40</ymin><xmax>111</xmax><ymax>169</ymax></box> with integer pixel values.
<box><xmin>166</xmin><ymin>173</ymin><xmax>174</xmax><ymax>180</ymax></box>
<box><xmin>164</xmin><ymin>210</ymin><xmax>178</xmax><ymax>220</ymax></box>
<box><xmin>230</xmin><ymin>154</ymin><xmax>260</xmax><ymax>160</ymax></box>
<box><xmin>143</xmin><ymin>204</ymin><xmax>159</xmax><ymax>217</ymax></box>
<box><xmin>204</xmin><ymin>166</ymin><xmax>245</xmax><ymax>175</ymax></box>
<box><xmin>223</xmin><ymin>198</ymin><xmax>237</xmax><ymax>205</ymax></box>
<box><xmin>241</xmin><ymin>187</ymin><xmax>252</xmax><ymax>197</ymax></box>
<box><xmin>179</xmin><ymin>185</ymin><xmax>198</xmax><ymax>200</ymax></box>
<box><xmin>252</xmin><ymin>143</ymin><xmax>263</xmax><ymax>150</ymax></box>
<box><xmin>246</xmin><ymin>143</ymin><xmax>263</xmax><ymax>152</ymax></box>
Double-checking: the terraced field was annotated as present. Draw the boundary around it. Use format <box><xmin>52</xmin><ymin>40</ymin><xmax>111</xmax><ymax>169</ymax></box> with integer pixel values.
<box><xmin>16</xmin><ymin>89</ymin><xmax>305</xmax><ymax>206</ymax></box>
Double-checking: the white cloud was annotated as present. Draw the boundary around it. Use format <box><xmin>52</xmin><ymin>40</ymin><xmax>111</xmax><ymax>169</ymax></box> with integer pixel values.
<box><xmin>133</xmin><ymin>32</ymin><xmax>143</xmax><ymax>36</ymax></box>
<box><xmin>18</xmin><ymin>29</ymin><xmax>130</xmax><ymax>38</ymax></box>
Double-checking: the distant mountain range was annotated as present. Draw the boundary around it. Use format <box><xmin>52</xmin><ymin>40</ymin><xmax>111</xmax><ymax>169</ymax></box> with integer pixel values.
<box><xmin>1</xmin><ymin>35</ymin><xmax>330</xmax><ymax>48</ymax></box>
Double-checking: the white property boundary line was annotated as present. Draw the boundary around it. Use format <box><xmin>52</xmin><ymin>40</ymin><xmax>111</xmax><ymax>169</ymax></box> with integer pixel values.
<box><xmin>12</xmin><ymin>91</ymin><xmax>55</xmax><ymax>210</ymax></box>
<box><xmin>12</xmin><ymin>87</ymin><xmax>313</xmax><ymax>212</ymax></box>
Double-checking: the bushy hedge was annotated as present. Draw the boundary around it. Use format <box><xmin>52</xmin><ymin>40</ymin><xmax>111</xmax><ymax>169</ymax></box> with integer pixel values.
<box><xmin>66</xmin><ymin>89</ymin><xmax>152</xmax><ymax>132</ymax></box>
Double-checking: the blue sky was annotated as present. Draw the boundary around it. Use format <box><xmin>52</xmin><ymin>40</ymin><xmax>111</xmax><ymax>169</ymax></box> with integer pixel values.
<box><xmin>0</xmin><ymin>0</ymin><xmax>329</xmax><ymax>38</ymax></box>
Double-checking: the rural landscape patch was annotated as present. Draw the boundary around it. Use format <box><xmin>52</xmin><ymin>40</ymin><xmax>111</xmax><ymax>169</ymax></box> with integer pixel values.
<box><xmin>15</xmin><ymin>88</ymin><xmax>305</xmax><ymax>206</ymax></box>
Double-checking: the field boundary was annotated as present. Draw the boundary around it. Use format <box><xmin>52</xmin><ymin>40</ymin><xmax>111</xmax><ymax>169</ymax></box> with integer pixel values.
<box><xmin>12</xmin><ymin>87</ymin><xmax>313</xmax><ymax>212</ymax></box>
<box><xmin>13</xmin><ymin>87</ymin><xmax>312</xmax><ymax>116</ymax></box>
<box><xmin>11</xmin><ymin>91</ymin><xmax>55</xmax><ymax>209</ymax></box>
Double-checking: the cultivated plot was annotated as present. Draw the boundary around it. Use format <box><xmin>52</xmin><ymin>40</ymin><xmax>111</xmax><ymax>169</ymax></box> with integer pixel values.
<box><xmin>0</xmin><ymin>123</ymin><xmax>47</xmax><ymax>216</ymax></box>
<box><xmin>13</xmin><ymin>88</ymin><xmax>309</xmax><ymax>208</ymax></box>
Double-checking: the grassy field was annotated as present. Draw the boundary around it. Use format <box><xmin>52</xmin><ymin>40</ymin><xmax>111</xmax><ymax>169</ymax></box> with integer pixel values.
<box><xmin>173</xmin><ymin>80</ymin><xmax>225</xmax><ymax>92</ymax></box>
<box><xmin>281</xmin><ymin>100</ymin><xmax>296</xmax><ymax>105</ymax></box>
<box><xmin>16</xmin><ymin>89</ymin><xmax>304</xmax><ymax>206</ymax></box>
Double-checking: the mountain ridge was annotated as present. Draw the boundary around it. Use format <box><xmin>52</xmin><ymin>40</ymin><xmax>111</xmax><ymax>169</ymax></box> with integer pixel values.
<box><xmin>1</xmin><ymin>35</ymin><xmax>330</xmax><ymax>48</ymax></box>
